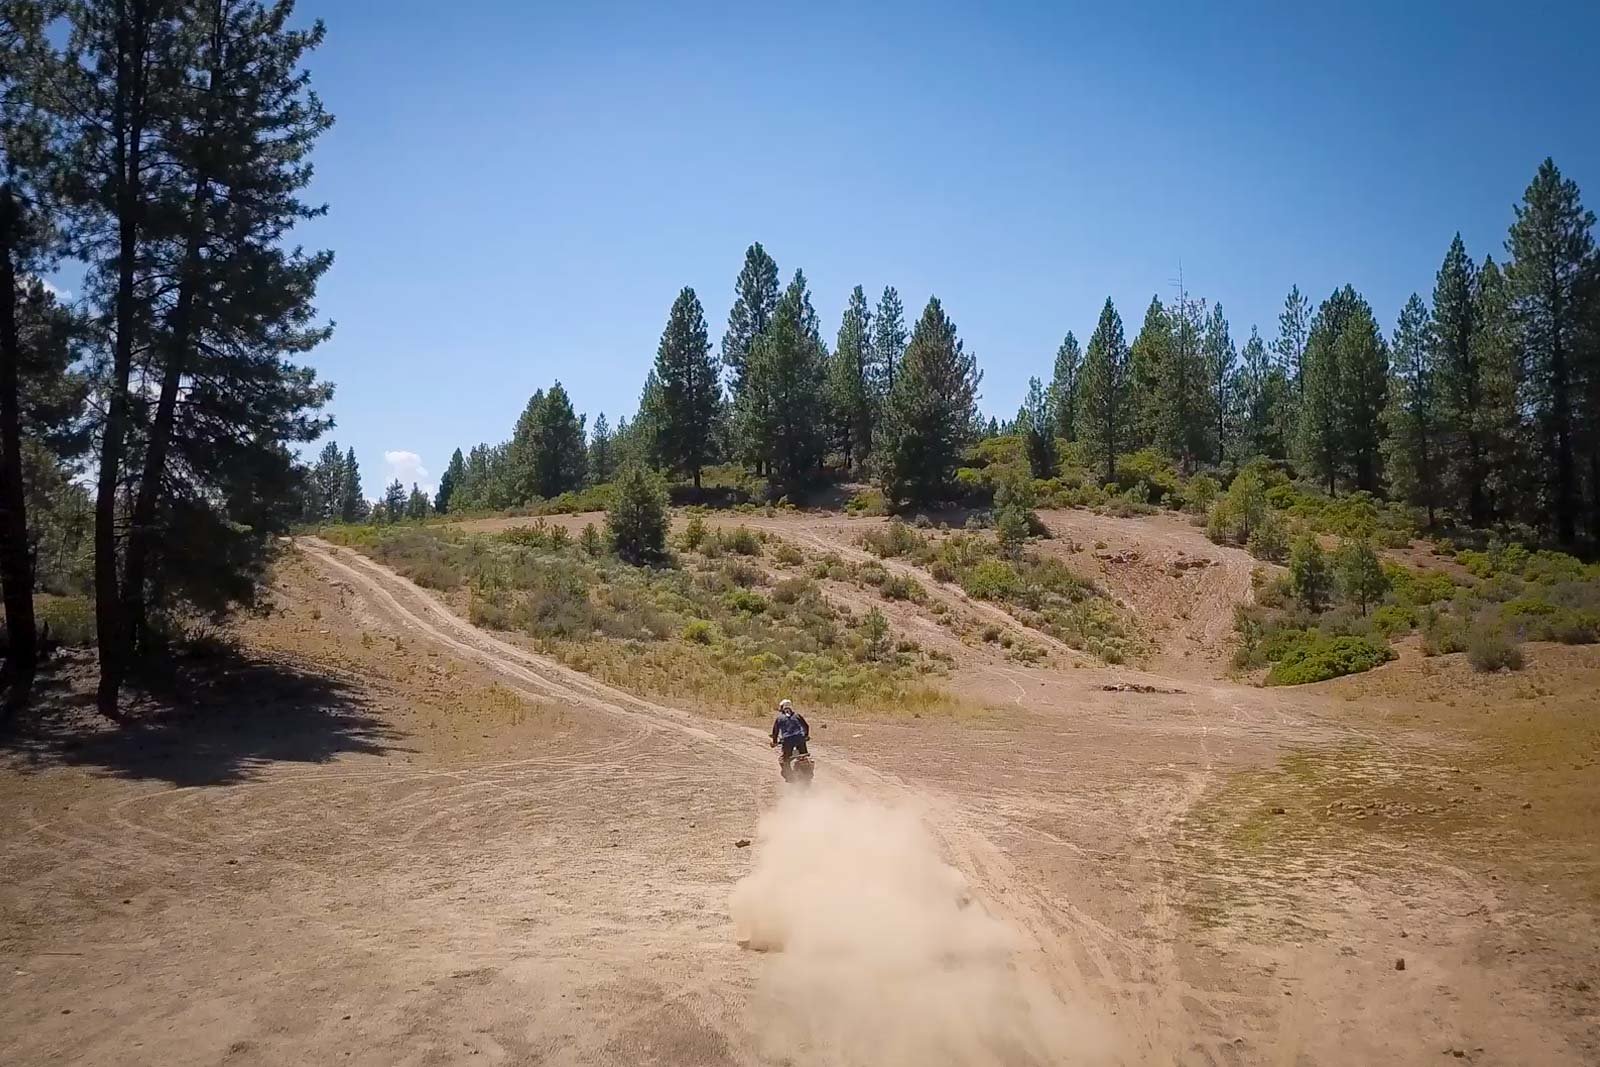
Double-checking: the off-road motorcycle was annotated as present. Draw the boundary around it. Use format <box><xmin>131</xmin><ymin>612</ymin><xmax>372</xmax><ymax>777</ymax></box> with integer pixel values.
<box><xmin>779</xmin><ymin>749</ymin><xmax>814</xmax><ymax>787</ymax></box>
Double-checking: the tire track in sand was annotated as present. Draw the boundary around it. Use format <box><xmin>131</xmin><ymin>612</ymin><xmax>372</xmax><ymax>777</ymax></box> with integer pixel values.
<box><xmin>297</xmin><ymin>537</ymin><xmax>1180</xmax><ymax>1064</ymax></box>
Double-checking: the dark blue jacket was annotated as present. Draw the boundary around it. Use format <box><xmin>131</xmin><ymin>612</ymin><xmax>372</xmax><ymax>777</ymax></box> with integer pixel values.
<box><xmin>771</xmin><ymin>710</ymin><xmax>809</xmax><ymax>742</ymax></box>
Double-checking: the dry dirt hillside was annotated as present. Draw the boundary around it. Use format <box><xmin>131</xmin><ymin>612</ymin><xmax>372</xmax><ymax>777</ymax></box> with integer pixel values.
<box><xmin>3</xmin><ymin>506</ymin><xmax>1595</xmax><ymax>1066</ymax></box>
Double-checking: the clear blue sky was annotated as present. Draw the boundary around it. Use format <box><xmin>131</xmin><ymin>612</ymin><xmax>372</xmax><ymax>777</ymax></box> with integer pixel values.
<box><xmin>294</xmin><ymin>0</ymin><xmax>1600</xmax><ymax>497</ymax></box>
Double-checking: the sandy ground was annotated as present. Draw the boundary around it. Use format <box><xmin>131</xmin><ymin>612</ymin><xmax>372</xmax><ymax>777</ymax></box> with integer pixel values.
<box><xmin>2</xmin><ymin>510</ymin><xmax>1596</xmax><ymax>1065</ymax></box>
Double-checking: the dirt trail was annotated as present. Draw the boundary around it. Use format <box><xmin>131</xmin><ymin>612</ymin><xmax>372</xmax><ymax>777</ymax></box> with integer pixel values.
<box><xmin>299</xmin><ymin>539</ymin><xmax>1148</xmax><ymax>1063</ymax></box>
<box><xmin>5</xmin><ymin>520</ymin><xmax>1591</xmax><ymax>1065</ymax></box>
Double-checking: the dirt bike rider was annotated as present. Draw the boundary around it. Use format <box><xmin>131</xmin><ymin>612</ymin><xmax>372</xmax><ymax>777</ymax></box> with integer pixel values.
<box><xmin>769</xmin><ymin>698</ymin><xmax>810</xmax><ymax>770</ymax></box>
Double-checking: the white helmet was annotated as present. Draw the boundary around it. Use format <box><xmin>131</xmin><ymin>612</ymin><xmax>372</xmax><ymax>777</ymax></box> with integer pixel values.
<box><xmin>778</xmin><ymin>699</ymin><xmax>793</xmax><ymax>712</ymax></box>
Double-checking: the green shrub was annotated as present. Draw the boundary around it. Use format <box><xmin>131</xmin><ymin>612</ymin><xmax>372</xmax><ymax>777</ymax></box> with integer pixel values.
<box><xmin>962</xmin><ymin>557</ymin><xmax>1021</xmax><ymax>600</ymax></box>
<box><xmin>35</xmin><ymin>595</ymin><xmax>96</xmax><ymax>647</ymax></box>
<box><xmin>530</xmin><ymin>483</ymin><xmax>615</xmax><ymax>516</ymax></box>
<box><xmin>1181</xmin><ymin>474</ymin><xmax>1220</xmax><ymax>514</ymax></box>
<box><xmin>861</xmin><ymin>520</ymin><xmax>925</xmax><ymax>558</ymax></box>
<box><xmin>579</xmin><ymin>523</ymin><xmax>604</xmax><ymax>557</ymax></box>
<box><xmin>407</xmin><ymin>556</ymin><xmax>464</xmax><ymax>591</ymax></box>
<box><xmin>860</xmin><ymin>607</ymin><xmax>890</xmax><ymax>660</ymax></box>
<box><xmin>1467</xmin><ymin>624</ymin><xmax>1524</xmax><ymax>673</ymax></box>
<box><xmin>722</xmin><ymin>560</ymin><xmax>764</xmax><ymax>588</ymax></box>
<box><xmin>683</xmin><ymin>619</ymin><xmax>716</xmax><ymax>644</ymax></box>
<box><xmin>879</xmin><ymin>573</ymin><xmax>923</xmax><ymax>602</ymax></box>
<box><xmin>1501</xmin><ymin>596</ymin><xmax>1557</xmax><ymax>620</ymax></box>
<box><xmin>857</xmin><ymin>562</ymin><xmax>890</xmax><ymax>587</ymax></box>
<box><xmin>1206</xmin><ymin>500</ymin><xmax>1233</xmax><ymax>545</ymax></box>
<box><xmin>1247</xmin><ymin>511</ymin><xmax>1290</xmax><ymax>562</ymax></box>
<box><xmin>1113</xmin><ymin>448</ymin><xmax>1180</xmax><ymax>505</ymax></box>
<box><xmin>771</xmin><ymin>542</ymin><xmax>804</xmax><ymax>566</ymax></box>
<box><xmin>994</xmin><ymin>469</ymin><xmax>1039</xmax><ymax>550</ymax></box>
<box><xmin>1222</xmin><ymin>469</ymin><xmax>1270</xmax><ymax>540</ymax></box>
<box><xmin>723</xmin><ymin>526</ymin><xmax>762</xmax><ymax>556</ymax></box>
<box><xmin>1523</xmin><ymin>549</ymin><xmax>1588</xmax><ymax>584</ymax></box>
<box><xmin>771</xmin><ymin>577</ymin><xmax>812</xmax><ymax>605</ymax></box>
<box><xmin>509</xmin><ymin>564</ymin><xmax>596</xmax><ymax>639</ymax></box>
<box><xmin>681</xmin><ymin>514</ymin><xmax>707</xmax><ymax>551</ymax></box>
<box><xmin>1393</xmin><ymin>567</ymin><xmax>1456</xmax><ymax>606</ymax></box>
<box><xmin>1547</xmin><ymin>611</ymin><xmax>1600</xmax><ymax>645</ymax></box>
<box><xmin>1266</xmin><ymin>635</ymin><xmax>1394</xmax><ymax>685</ymax></box>
<box><xmin>722</xmin><ymin>589</ymin><xmax>767</xmax><ymax>615</ymax></box>
<box><xmin>1370</xmin><ymin>603</ymin><xmax>1417</xmax><ymax>637</ymax></box>
<box><xmin>1255</xmin><ymin>573</ymin><xmax>1292</xmax><ymax>609</ymax></box>
<box><xmin>845</xmin><ymin>487</ymin><xmax>889</xmax><ymax>515</ymax></box>
<box><xmin>1319</xmin><ymin>492</ymin><xmax>1381</xmax><ymax>539</ymax></box>
<box><xmin>1420</xmin><ymin>611</ymin><xmax>1468</xmax><ymax>656</ymax></box>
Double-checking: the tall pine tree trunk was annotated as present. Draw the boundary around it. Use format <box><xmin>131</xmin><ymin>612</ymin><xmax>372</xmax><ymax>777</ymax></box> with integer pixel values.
<box><xmin>0</xmin><ymin>191</ymin><xmax>36</xmax><ymax>714</ymax></box>
<box><xmin>1589</xmin><ymin>446</ymin><xmax>1600</xmax><ymax>545</ymax></box>
<box><xmin>1549</xmin><ymin>263</ymin><xmax>1576</xmax><ymax>544</ymax></box>
<box><xmin>94</xmin><ymin>0</ymin><xmax>151</xmax><ymax>719</ymax></box>
<box><xmin>124</xmin><ymin>225</ymin><xmax>201</xmax><ymax>653</ymax></box>
<box><xmin>124</xmin><ymin>6</ymin><xmax>220</xmax><ymax>654</ymax></box>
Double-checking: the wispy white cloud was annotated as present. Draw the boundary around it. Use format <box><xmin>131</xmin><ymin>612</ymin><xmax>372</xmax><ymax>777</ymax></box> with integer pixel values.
<box><xmin>383</xmin><ymin>449</ymin><xmax>433</xmax><ymax>494</ymax></box>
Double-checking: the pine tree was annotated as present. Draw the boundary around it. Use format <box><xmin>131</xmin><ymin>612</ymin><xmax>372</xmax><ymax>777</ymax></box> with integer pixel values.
<box><xmin>720</xmin><ymin>241</ymin><xmax>779</xmax><ymax>394</ymax></box>
<box><xmin>606</xmin><ymin>465</ymin><xmax>668</xmax><ymax>564</ymax></box>
<box><xmin>587</xmin><ymin>413</ymin><xmax>614</xmax><ymax>485</ymax></box>
<box><xmin>828</xmin><ymin>285</ymin><xmax>873</xmax><ymax>472</ymax></box>
<box><xmin>1296</xmin><ymin>287</ymin><xmax>1356</xmax><ymax>494</ymax></box>
<box><xmin>1294</xmin><ymin>286</ymin><xmax>1386</xmax><ymax>494</ymax></box>
<box><xmin>870</xmin><ymin>286</ymin><xmax>906</xmax><ymax>405</ymax></box>
<box><xmin>1471</xmin><ymin>258</ymin><xmax>1528</xmax><ymax>523</ymax></box>
<box><xmin>53</xmin><ymin>0</ymin><xmax>190</xmax><ymax>714</ymax></box>
<box><xmin>1164</xmin><ymin>291</ymin><xmax>1209</xmax><ymax>472</ymax></box>
<box><xmin>50</xmin><ymin>1</ymin><xmax>335</xmax><ymax>702</ymax></box>
<box><xmin>381</xmin><ymin>479</ymin><xmax>406</xmax><ymax>522</ymax></box>
<box><xmin>735</xmin><ymin>270</ymin><xmax>828</xmax><ymax>487</ymax></box>
<box><xmin>508</xmin><ymin>383</ymin><xmax>587</xmax><ymax>500</ymax></box>
<box><xmin>1049</xmin><ymin>331</ymin><xmax>1081</xmax><ymax>441</ymax></box>
<box><xmin>1274</xmin><ymin>285</ymin><xmax>1311</xmax><ymax>399</ymax></box>
<box><xmin>122</xmin><ymin>0</ymin><xmax>335</xmax><ymax>656</ymax></box>
<box><xmin>1237</xmin><ymin>326</ymin><xmax>1288</xmax><ymax>459</ymax></box>
<box><xmin>652</xmin><ymin>286</ymin><xmax>720</xmax><ymax>488</ymax></box>
<box><xmin>875</xmin><ymin>296</ymin><xmax>981</xmax><ymax>505</ymax></box>
<box><xmin>0</xmin><ymin>7</ymin><xmax>61</xmax><ymax>707</ymax></box>
<box><xmin>1079</xmin><ymin>298</ymin><xmax>1129</xmax><ymax>484</ymax></box>
<box><xmin>1127</xmin><ymin>296</ymin><xmax>1170</xmax><ymax>450</ymax></box>
<box><xmin>311</xmin><ymin>441</ymin><xmax>343</xmax><ymax>520</ymax></box>
<box><xmin>1335</xmin><ymin>539</ymin><xmax>1388</xmax><ymax>614</ymax></box>
<box><xmin>1505</xmin><ymin>158</ymin><xmax>1599</xmax><ymax>544</ymax></box>
<box><xmin>1337</xmin><ymin>297</ymin><xmax>1389</xmax><ymax>493</ymax></box>
<box><xmin>534</xmin><ymin>382</ymin><xmax>586</xmax><ymax>498</ymax></box>
<box><xmin>1382</xmin><ymin>295</ymin><xmax>1441</xmax><ymax>525</ymax></box>
<box><xmin>628</xmin><ymin>372</ymin><xmax>665</xmax><ymax>471</ymax></box>
<box><xmin>1431</xmin><ymin>234</ymin><xmax>1486</xmax><ymax>524</ymax></box>
<box><xmin>0</xmin><ymin>265</ymin><xmax>84</xmax><ymax>707</ymax></box>
<box><xmin>405</xmin><ymin>483</ymin><xmax>429</xmax><ymax>520</ymax></box>
<box><xmin>436</xmin><ymin>448</ymin><xmax>465</xmax><ymax>513</ymax></box>
<box><xmin>1017</xmin><ymin>376</ymin><xmax>1055</xmax><ymax>478</ymax></box>
<box><xmin>1203</xmin><ymin>302</ymin><xmax>1236</xmax><ymax>463</ymax></box>
<box><xmin>1289</xmin><ymin>535</ymin><xmax>1332</xmax><ymax>613</ymax></box>
<box><xmin>340</xmin><ymin>447</ymin><xmax>366</xmax><ymax>522</ymax></box>
<box><xmin>507</xmin><ymin>388</ymin><xmax>545</xmax><ymax>498</ymax></box>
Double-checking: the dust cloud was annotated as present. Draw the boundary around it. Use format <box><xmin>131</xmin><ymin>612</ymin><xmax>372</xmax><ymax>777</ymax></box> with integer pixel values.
<box><xmin>730</xmin><ymin>790</ymin><xmax>1110</xmax><ymax>1066</ymax></box>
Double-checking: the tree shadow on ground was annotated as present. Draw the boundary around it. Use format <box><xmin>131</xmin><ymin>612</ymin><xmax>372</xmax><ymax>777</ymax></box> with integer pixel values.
<box><xmin>1</xmin><ymin>648</ymin><xmax>409</xmax><ymax>787</ymax></box>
